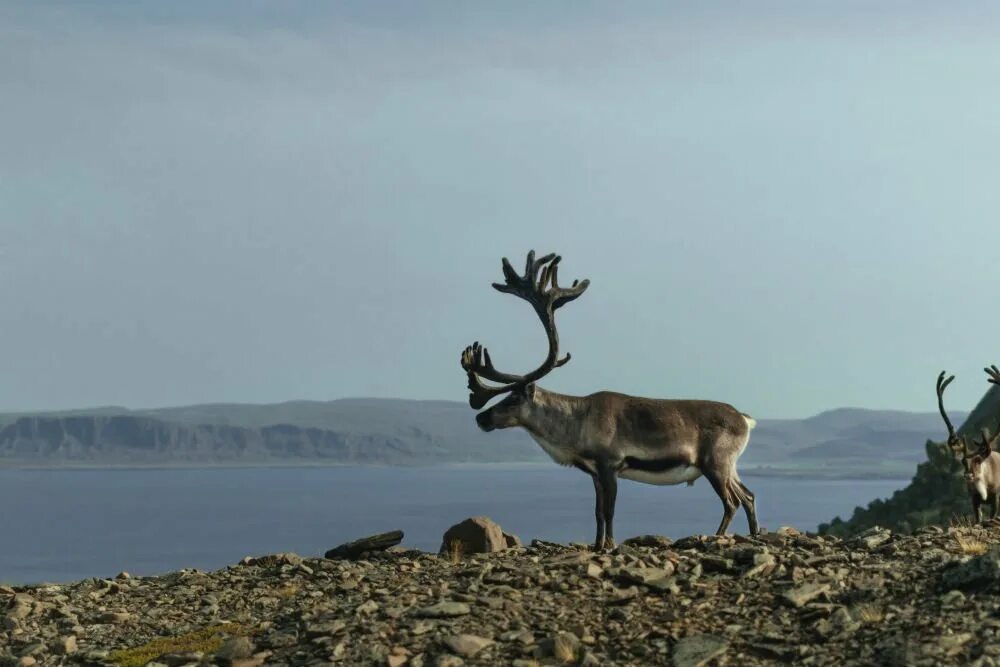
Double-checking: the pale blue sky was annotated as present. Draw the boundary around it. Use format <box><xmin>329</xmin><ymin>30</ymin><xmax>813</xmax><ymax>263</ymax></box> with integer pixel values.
<box><xmin>2</xmin><ymin>2</ymin><xmax>1000</xmax><ymax>418</ymax></box>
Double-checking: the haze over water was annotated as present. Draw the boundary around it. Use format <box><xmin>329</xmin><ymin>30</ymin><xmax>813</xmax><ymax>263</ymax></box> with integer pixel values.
<box><xmin>1</xmin><ymin>466</ymin><xmax>903</xmax><ymax>585</ymax></box>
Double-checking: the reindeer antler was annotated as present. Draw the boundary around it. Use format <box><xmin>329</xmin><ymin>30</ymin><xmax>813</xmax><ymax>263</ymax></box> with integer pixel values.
<box><xmin>461</xmin><ymin>250</ymin><xmax>590</xmax><ymax>409</ymax></box>
<box><xmin>937</xmin><ymin>371</ymin><xmax>958</xmax><ymax>440</ymax></box>
<box><xmin>937</xmin><ymin>370</ymin><xmax>969</xmax><ymax>457</ymax></box>
<box><xmin>978</xmin><ymin>365</ymin><xmax>1000</xmax><ymax>454</ymax></box>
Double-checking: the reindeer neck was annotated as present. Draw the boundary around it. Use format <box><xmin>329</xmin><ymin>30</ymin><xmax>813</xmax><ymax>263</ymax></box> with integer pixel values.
<box><xmin>519</xmin><ymin>386</ymin><xmax>589</xmax><ymax>443</ymax></box>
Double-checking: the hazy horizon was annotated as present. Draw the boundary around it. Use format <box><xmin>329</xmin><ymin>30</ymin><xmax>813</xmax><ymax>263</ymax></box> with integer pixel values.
<box><xmin>4</xmin><ymin>2</ymin><xmax>1000</xmax><ymax>419</ymax></box>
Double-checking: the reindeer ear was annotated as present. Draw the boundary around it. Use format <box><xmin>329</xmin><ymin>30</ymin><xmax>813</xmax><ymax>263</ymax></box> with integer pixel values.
<box><xmin>524</xmin><ymin>383</ymin><xmax>536</xmax><ymax>400</ymax></box>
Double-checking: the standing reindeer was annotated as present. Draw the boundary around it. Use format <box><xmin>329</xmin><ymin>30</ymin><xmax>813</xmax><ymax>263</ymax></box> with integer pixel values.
<box><xmin>937</xmin><ymin>367</ymin><xmax>1000</xmax><ymax>522</ymax></box>
<box><xmin>461</xmin><ymin>250</ymin><xmax>759</xmax><ymax>549</ymax></box>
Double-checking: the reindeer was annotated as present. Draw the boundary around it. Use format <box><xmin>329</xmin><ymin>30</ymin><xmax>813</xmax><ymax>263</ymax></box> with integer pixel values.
<box><xmin>937</xmin><ymin>367</ymin><xmax>1000</xmax><ymax>522</ymax></box>
<box><xmin>460</xmin><ymin>250</ymin><xmax>759</xmax><ymax>549</ymax></box>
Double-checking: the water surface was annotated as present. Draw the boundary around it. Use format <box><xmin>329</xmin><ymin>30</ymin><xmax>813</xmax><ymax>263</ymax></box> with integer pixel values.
<box><xmin>0</xmin><ymin>465</ymin><xmax>903</xmax><ymax>584</ymax></box>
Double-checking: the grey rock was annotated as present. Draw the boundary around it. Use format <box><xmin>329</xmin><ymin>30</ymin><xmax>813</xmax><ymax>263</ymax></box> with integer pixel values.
<box><xmin>443</xmin><ymin>634</ymin><xmax>493</xmax><ymax>658</ymax></box>
<box><xmin>440</xmin><ymin>517</ymin><xmax>507</xmax><ymax>555</ymax></box>
<box><xmin>616</xmin><ymin>565</ymin><xmax>675</xmax><ymax>585</ymax></box>
<box><xmin>622</xmin><ymin>535</ymin><xmax>673</xmax><ymax>549</ymax></box>
<box><xmin>942</xmin><ymin>547</ymin><xmax>1000</xmax><ymax>591</ymax></box>
<box><xmin>95</xmin><ymin>611</ymin><xmax>134</xmax><ymax>624</ymax></box>
<box><xmin>536</xmin><ymin>632</ymin><xmax>581</xmax><ymax>662</ymax></box>
<box><xmin>503</xmin><ymin>532</ymin><xmax>523</xmax><ymax>549</ymax></box>
<box><xmin>852</xmin><ymin>527</ymin><xmax>892</xmax><ymax>550</ymax></box>
<box><xmin>415</xmin><ymin>601</ymin><xmax>471</xmax><ymax>618</ymax></box>
<box><xmin>215</xmin><ymin>636</ymin><xmax>255</xmax><ymax>661</ymax></box>
<box><xmin>324</xmin><ymin>531</ymin><xmax>404</xmax><ymax>559</ymax></box>
<box><xmin>782</xmin><ymin>582</ymin><xmax>831</xmax><ymax>607</ymax></box>
<box><xmin>50</xmin><ymin>636</ymin><xmax>77</xmax><ymax>655</ymax></box>
<box><xmin>673</xmin><ymin>634</ymin><xmax>729</xmax><ymax>667</ymax></box>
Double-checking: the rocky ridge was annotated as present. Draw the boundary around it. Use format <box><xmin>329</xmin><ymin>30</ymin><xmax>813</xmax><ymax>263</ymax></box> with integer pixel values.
<box><xmin>6</xmin><ymin>524</ymin><xmax>1000</xmax><ymax>666</ymax></box>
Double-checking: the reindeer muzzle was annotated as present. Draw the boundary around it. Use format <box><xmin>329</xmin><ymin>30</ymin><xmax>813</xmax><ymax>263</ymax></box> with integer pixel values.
<box><xmin>475</xmin><ymin>411</ymin><xmax>495</xmax><ymax>432</ymax></box>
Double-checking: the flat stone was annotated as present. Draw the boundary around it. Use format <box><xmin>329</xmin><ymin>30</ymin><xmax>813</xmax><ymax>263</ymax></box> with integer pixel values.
<box><xmin>443</xmin><ymin>634</ymin><xmax>494</xmax><ymax>658</ymax></box>
<box><xmin>782</xmin><ymin>582</ymin><xmax>831</xmax><ymax>608</ymax></box>
<box><xmin>623</xmin><ymin>534</ymin><xmax>673</xmax><ymax>549</ymax></box>
<box><xmin>852</xmin><ymin>527</ymin><xmax>892</xmax><ymax>550</ymax></box>
<box><xmin>241</xmin><ymin>552</ymin><xmax>304</xmax><ymax>567</ymax></box>
<box><xmin>617</xmin><ymin>565</ymin><xmax>675</xmax><ymax>585</ymax></box>
<box><xmin>414</xmin><ymin>601</ymin><xmax>470</xmax><ymax>618</ymax></box>
<box><xmin>673</xmin><ymin>634</ymin><xmax>729</xmax><ymax>667</ymax></box>
<box><xmin>325</xmin><ymin>531</ymin><xmax>404</xmax><ymax>560</ymax></box>
<box><xmin>305</xmin><ymin>620</ymin><xmax>347</xmax><ymax>638</ymax></box>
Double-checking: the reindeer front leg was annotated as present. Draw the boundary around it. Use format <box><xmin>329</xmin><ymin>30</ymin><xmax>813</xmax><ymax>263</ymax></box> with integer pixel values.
<box><xmin>992</xmin><ymin>493</ymin><xmax>1000</xmax><ymax>520</ymax></box>
<box><xmin>972</xmin><ymin>494</ymin><xmax>983</xmax><ymax>523</ymax></box>
<box><xmin>597</xmin><ymin>460</ymin><xmax>618</xmax><ymax>550</ymax></box>
<box><xmin>589</xmin><ymin>473</ymin><xmax>606</xmax><ymax>550</ymax></box>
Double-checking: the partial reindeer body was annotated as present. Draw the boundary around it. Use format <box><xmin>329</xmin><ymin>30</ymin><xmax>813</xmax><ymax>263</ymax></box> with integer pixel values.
<box><xmin>462</xmin><ymin>251</ymin><xmax>759</xmax><ymax>549</ymax></box>
<box><xmin>937</xmin><ymin>366</ymin><xmax>1000</xmax><ymax>522</ymax></box>
<box><xmin>966</xmin><ymin>451</ymin><xmax>1000</xmax><ymax>502</ymax></box>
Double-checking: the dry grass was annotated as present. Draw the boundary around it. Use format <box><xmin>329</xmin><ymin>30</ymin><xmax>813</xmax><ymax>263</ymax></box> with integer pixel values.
<box><xmin>447</xmin><ymin>539</ymin><xmax>464</xmax><ymax>564</ymax></box>
<box><xmin>955</xmin><ymin>533</ymin><xmax>989</xmax><ymax>555</ymax></box>
<box><xmin>552</xmin><ymin>633</ymin><xmax>578</xmax><ymax>663</ymax></box>
<box><xmin>107</xmin><ymin>622</ymin><xmax>255</xmax><ymax>667</ymax></box>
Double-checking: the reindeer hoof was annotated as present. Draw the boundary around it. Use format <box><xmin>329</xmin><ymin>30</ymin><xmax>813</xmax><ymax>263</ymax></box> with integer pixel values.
<box><xmin>603</xmin><ymin>537</ymin><xmax>617</xmax><ymax>550</ymax></box>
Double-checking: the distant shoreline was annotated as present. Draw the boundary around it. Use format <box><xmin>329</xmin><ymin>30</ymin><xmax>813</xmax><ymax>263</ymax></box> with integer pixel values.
<box><xmin>0</xmin><ymin>460</ymin><xmax>912</xmax><ymax>481</ymax></box>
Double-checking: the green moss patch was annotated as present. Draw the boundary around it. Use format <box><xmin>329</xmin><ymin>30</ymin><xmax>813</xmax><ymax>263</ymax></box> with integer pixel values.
<box><xmin>107</xmin><ymin>622</ymin><xmax>255</xmax><ymax>667</ymax></box>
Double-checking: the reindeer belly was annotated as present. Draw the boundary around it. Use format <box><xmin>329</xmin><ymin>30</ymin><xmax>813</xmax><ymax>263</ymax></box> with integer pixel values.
<box><xmin>620</xmin><ymin>458</ymin><xmax>702</xmax><ymax>486</ymax></box>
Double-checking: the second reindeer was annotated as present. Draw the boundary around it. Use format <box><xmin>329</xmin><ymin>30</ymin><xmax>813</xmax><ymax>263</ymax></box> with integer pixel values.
<box><xmin>937</xmin><ymin>366</ymin><xmax>1000</xmax><ymax>522</ymax></box>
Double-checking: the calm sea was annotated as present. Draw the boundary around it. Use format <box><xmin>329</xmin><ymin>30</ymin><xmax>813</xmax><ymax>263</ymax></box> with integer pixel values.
<box><xmin>0</xmin><ymin>465</ymin><xmax>904</xmax><ymax>584</ymax></box>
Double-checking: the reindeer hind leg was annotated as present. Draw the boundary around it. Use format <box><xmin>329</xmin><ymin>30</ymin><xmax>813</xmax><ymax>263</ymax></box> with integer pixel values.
<box><xmin>732</xmin><ymin>478</ymin><xmax>760</xmax><ymax>536</ymax></box>
<box><xmin>704</xmin><ymin>470</ymin><xmax>738</xmax><ymax>536</ymax></box>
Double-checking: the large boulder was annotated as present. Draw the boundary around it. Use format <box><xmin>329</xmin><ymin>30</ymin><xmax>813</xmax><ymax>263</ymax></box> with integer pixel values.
<box><xmin>439</xmin><ymin>516</ymin><xmax>513</xmax><ymax>555</ymax></box>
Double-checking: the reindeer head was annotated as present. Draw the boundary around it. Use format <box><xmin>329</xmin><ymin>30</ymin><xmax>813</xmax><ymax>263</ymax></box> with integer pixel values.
<box><xmin>460</xmin><ymin>251</ymin><xmax>589</xmax><ymax>431</ymax></box>
<box><xmin>961</xmin><ymin>365</ymin><xmax>1000</xmax><ymax>487</ymax></box>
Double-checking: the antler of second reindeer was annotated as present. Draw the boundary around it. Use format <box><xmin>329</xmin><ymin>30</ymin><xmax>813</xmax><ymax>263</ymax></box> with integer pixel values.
<box><xmin>936</xmin><ymin>371</ymin><xmax>959</xmax><ymax>441</ymax></box>
<box><xmin>979</xmin><ymin>365</ymin><xmax>1000</xmax><ymax>454</ymax></box>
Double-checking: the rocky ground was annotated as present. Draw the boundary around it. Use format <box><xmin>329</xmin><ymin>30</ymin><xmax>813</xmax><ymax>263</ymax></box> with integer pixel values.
<box><xmin>6</xmin><ymin>522</ymin><xmax>1000</xmax><ymax>667</ymax></box>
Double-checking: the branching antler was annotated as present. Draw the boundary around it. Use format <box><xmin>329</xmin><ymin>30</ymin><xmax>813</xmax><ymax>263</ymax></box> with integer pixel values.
<box><xmin>461</xmin><ymin>250</ymin><xmax>590</xmax><ymax>409</ymax></box>
<box><xmin>937</xmin><ymin>370</ymin><xmax>969</xmax><ymax>458</ymax></box>
<box><xmin>978</xmin><ymin>365</ymin><xmax>1000</xmax><ymax>454</ymax></box>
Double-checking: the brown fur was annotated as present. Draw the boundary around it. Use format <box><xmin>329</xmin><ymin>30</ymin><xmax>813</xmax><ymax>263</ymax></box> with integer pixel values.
<box><xmin>477</xmin><ymin>385</ymin><xmax>758</xmax><ymax>548</ymax></box>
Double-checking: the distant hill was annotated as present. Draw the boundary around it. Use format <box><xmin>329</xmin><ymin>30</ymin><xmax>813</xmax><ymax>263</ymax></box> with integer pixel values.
<box><xmin>0</xmin><ymin>400</ymin><xmax>964</xmax><ymax>476</ymax></box>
